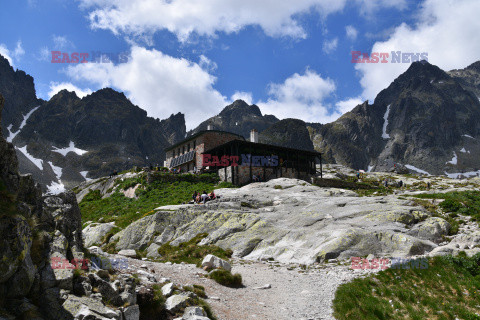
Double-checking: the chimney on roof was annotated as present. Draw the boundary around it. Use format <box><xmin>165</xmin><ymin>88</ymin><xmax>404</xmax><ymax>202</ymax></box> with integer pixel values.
<box><xmin>250</xmin><ymin>129</ymin><xmax>258</xmax><ymax>143</ymax></box>
<box><xmin>207</xmin><ymin>124</ymin><xmax>213</xmax><ymax>130</ymax></box>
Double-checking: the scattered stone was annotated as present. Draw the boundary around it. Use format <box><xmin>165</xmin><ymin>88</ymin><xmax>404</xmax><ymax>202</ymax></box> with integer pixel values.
<box><xmin>118</xmin><ymin>249</ymin><xmax>137</xmax><ymax>258</ymax></box>
<box><xmin>201</xmin><ymin>254</ymin><xmax>231</xmax><ymax>272</ymax></box>
<box><xmin>162</xmin><ymin>282</ymin><xmax>175</xmax><ymax>297</ymax></box>
<box><xmin>253</xmin><ymin>284</ymin><xmax>272</xmax><ymax>290</ymax></box>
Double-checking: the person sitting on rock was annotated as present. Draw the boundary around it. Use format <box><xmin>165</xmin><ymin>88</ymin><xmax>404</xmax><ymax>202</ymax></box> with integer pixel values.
<box><xmin>196</xmin><ymin>194</ymin><xmax>201</xmax><ymax>204</ymax></box>
<box><xmin>192</xmin><ymin>191</ymin><xmax>198</xmax><ymax>203</ymax></box>
<box><xmin>201</xmin><ymin>191</ymin><xmax>208</xmax><ymax>204</ymax></box>
<box><xmin>209</xmin><ymin>191</ymin><xmax>216</xmax><ymax>200</ymax></box>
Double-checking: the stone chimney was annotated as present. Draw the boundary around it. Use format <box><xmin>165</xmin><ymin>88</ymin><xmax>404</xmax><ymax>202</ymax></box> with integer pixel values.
<box><xmin>250</xmin><ymin>129</ymin><xmax>258</xmax><ymax>143</ymax></box>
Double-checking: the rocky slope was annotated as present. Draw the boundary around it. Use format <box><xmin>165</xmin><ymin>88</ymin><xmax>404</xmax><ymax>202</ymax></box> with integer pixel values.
<box><xmin>259</xmin><ymin>118</ymin><xmax>314</xmax><ymax>151</ymax></box>
<box><xmin>448</xmin><ymin>60</ymin><xmax>480</xmax><ymax>99</ymax></box>
<box><xmin>188</xmin><ymin>99</ymin><xmax>279</xmax><ymax>139</ymax></box>
<box><xmin>315</xmin><ymin>61</ymin><xmax>480</xmax><ymax>176</ymax></box>
<box><xmin>2</xmin><ymin>93</ymin><xmax>213</xmax><ymax>320</ymax></box>
<box><xmin>0</xmin><ymin>54</ymin><xmax>186</xmax><ymax>192</ymax></box>
<box><xmin>77</xmin><ymin>172</ymin><xmax>462</xmax><ymax>266</ymax></box>
<box><xmin>0</xmin><ymin>55</ymin><xmax>42</xmax><ymax>134</ymax></box>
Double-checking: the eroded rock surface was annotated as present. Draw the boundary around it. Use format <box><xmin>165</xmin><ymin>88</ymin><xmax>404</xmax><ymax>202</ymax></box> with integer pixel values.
<box><xmin>108</xmin><ymin>178</ymin><xmax>448</xmax><ymax>264</ymax></box>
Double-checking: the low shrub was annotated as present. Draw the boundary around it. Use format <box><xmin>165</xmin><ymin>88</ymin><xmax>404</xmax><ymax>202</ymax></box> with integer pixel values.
<box><xmin>208</xmin><ymin>269</ymin><xmax>243</xmax><ymax>288</ymax></box>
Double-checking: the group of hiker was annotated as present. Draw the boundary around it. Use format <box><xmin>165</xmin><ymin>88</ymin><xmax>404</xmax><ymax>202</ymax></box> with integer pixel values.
<box><xmin>192</xmin><ymin>190</ymin><xmax>217</xmax><ymax>204</ymax></box>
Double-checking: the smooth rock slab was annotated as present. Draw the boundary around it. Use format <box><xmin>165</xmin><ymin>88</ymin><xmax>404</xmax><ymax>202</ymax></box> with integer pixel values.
<box><xmin>62</xmin><ymin>294</ymin><xmax>120</xmax><ymax>319</ymax></box>
<box><xmin>165</xmin><ymin>295</ymin><xmax>193</xmax><ymax>313</ymax></box>
<box><xmin>83</xmin><ymin>223</ymin><xmax>116</xmax><ymax>247</ymax></box>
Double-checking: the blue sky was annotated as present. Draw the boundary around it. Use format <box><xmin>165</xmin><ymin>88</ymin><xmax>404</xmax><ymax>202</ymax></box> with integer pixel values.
<box><xmin>1</xmin><ymin>0</ymin><xmax>479</xmax><ymax>129</ymax></box>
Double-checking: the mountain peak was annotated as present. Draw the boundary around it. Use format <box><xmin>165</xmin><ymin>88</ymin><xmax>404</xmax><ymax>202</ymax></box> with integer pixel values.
<box><xmin>87</xmin><ymin>87</ymin><xmax>127</xmax><ymax>100</ymax></box>
<box><xmin>403</xmin><ymin>60</ymin><xmax>447</xmax><ymax>79</ymax></box>
<box><xmin>220</xmin><ymin>100</ymin><xmax>262</xmax><ymax>117</ymax></box>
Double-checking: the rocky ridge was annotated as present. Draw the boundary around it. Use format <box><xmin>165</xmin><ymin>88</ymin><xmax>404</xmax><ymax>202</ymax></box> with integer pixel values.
<box><xmin>315</xmin><ymin>61</ymin><xmax>480</xmax><ymax>176</ymax></box>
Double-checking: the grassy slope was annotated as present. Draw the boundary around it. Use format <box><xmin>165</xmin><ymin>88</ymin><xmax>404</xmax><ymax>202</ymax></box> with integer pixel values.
<box><xmin>79</xmin><ymin>173</ymin><xmax>234</xmax><ymax>228</ymax></box>
<box><xmin>333</xmin><ymin>253</ymin><xmax>480</xmax><ymax>320</ymax></box>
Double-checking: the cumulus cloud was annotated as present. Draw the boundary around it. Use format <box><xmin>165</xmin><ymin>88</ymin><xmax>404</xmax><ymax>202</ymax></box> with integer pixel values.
<box><xmin>230</xmin><ymin>91</ymin><xmax>253</xmax><ymax>105</ymax></box>
<box><xmin>65</xmin><ymin>46</ymin><xmax>226</xmax><ymax>129</ymax></box>
<box><xmin>78</xmin><ymin>0</ymin><xmax>349</xmax><ymax>42</ymax></box>
<box><xmin>0</xmin><ymin>41</ymin><xmax>25</xmax><ymax>67</ymax></box>
<box><xmin>48</xmin><ymin>82</ymin><xmax>93</xmax><ymax>99</ymax></box>
<box><xmin>356</xmin><ymin>0</ymin><xmax>480</xmax><ymax>101</ymax></box>
<box><xmin>322</xmin><ymin>38</ymin><xmax>338</xmax><ymax>54</ymax></box>
<box><xmin>345</xmin><ymin>25</ymin><xmax>358</xmax><ymax>41</ymax></box>
<box><xmin>258</xmin><ymin>69</ymin><xmax>340</xmax><ymax>124</ymax></box>
<box><xmin>335</xmin><ymin>97</ymin><xmax>364</xmax><ymax>114</ymax></box>
<box><xmin>0</xmin><ymin>44</ymin><xmax>14</xmax><ymax>66</ymax></box>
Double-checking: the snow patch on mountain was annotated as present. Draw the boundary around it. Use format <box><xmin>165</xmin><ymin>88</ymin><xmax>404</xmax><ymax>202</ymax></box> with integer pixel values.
<box><xmin>444</xmin><ymin>171</ymin><xmax>480</xmax><ymax>179</ymax></box>
<box><xmin>80</xmin><ymin>171</ymin><xmax>91</xmax><ymax>182</ymax></box>
<box><xmin>16</xmin><ymin>145</ymin><xmax>44</xmax><ymax>170</ymax></box>
<box><xmin>6</xmin><ymin>106</ymin><xmax>40</xmax><ymax>142</ymax></box>
<box><xmin>46</xmin><ymin>181</ymin><xmax>66</xmax><ymax>195</ymax></box>
<box><xmin>381</xmin><ymin>104</ymin><xmax>391</xmax><ymax>139</ymax></box>
<box><xmin>405</xmin><ymin>164</ymin><xmax>431</xmax><ymax>176</ymax></box>
<box><xmin>52</xmin><ymin>141</ymin><xmax>88</xmax><ymax>156</ymax></box>
<box><xmin>446</xmin><ymin>152</ymin><xmax>458</xmax><ymax>165</ymax></box>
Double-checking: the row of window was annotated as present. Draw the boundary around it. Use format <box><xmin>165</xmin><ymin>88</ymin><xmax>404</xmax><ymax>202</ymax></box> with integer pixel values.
<box><xmin>172</xmin><ymin>140</ymin><xmax>196</xmax><ymax>158</ymax></box>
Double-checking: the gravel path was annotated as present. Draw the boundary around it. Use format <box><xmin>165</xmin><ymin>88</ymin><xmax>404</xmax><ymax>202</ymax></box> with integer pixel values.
<box><xmin>111</xmin><ymin>255</ymin><xmax>372</xmax><ymax>320</ymax></box>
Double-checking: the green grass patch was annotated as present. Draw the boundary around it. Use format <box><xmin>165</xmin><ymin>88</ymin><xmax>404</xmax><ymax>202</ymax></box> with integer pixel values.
<box><xmin>412</xmin><ymin>191</ymin><xmax>480</xmax><ymax>222</ymax></box>
<box><xmin>79</xmin><ymin>176</ymin><xmax>226</xmax><ymax>228</ymax></box>
<box><xmin>208</xmin><ymin>269</ymin><xmax>243</xmax><ymax>288</ymax></box>
<box><xmin>157</xmin><ymin>233</ymin><xmax>232</xmax><ymax>266</ymax></box>
<box><xmin>333</xmin><ymin>253</ymin><xmax>480</xmax><ymax>320</ymax></box>
<box><xmin>183</xmin><ymin>284</ymin><xmax>207</xmax><ymax>298</ymax></box>
<box><xmin>410</xmin><ymin>197</ymin><xmax>460</xmax><ymax>235</ymax></box>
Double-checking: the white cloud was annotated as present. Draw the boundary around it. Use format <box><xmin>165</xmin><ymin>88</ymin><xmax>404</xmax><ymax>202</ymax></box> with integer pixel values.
<box><xmin>39</xmin><ymin>46</ymin><xmax>50</xmax><ymax>61</ymax></box>
<box><xmin>48</xmin><ymin>82</ymin><xmax>93</xmax><ymax>99</ymax></box>
<box><xmin>335</xmin><ymin>97</ymin><xmax>364</xmax><ymax>114</ymax></box>
<box><xmin>199</xmin><ymin>55</ymin><xmax>217</xmax><ymax>72</ymax></box>
<box><xmin>78</xmin><ymin>0</ymin><xmax>349</xmax><ymax>42</ymax></box>
<box><xmin>258</xmin><ymin>69</ymin><xmax>340</xmax><ymax>124</ymax></box>
<box><xmin>0</xmin><ymin>44</ymin><xmax>14</xmax><ymax>66</ymax></box>
<box><xmin>53</xmin><ymin>35</ymin><xmax>74</xmax><ymax>50</ymax></box>
<box><xmin>231</xmin><ymin>91</ymin><xmax>253</xmax><ymax>105</ymax></box>
<box><xmin>322</xmin><ymin>37</ymin><xmax>338</xmax><ymax>54</ymax></box>
<box><xmin>345</xmin><ymin>25</ymin><xmax>358</xmax><ymax>41</ymax></box>
<box><xmin>0</xmin><ymin>41</ymin><xmax>25</xmax><ymax>67</ymax></box>
<box><xmin>356</xmin><ymin>0</ymin><xmax>480</xmax><ymax>101</ymax></box>
<box><xmin>65</xmin><ymin>46</ymin><xmax>226</xmax><ymax>129</ymax></box>
<box><xmin>355</xmin><ymin>0</ymin><xmax>407</xmax><ymax>16</ymax></box>
<box><xmin>14</xmin><ymin>41</ymin><xmax>25</xmax><ymax>60</ymax></box>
